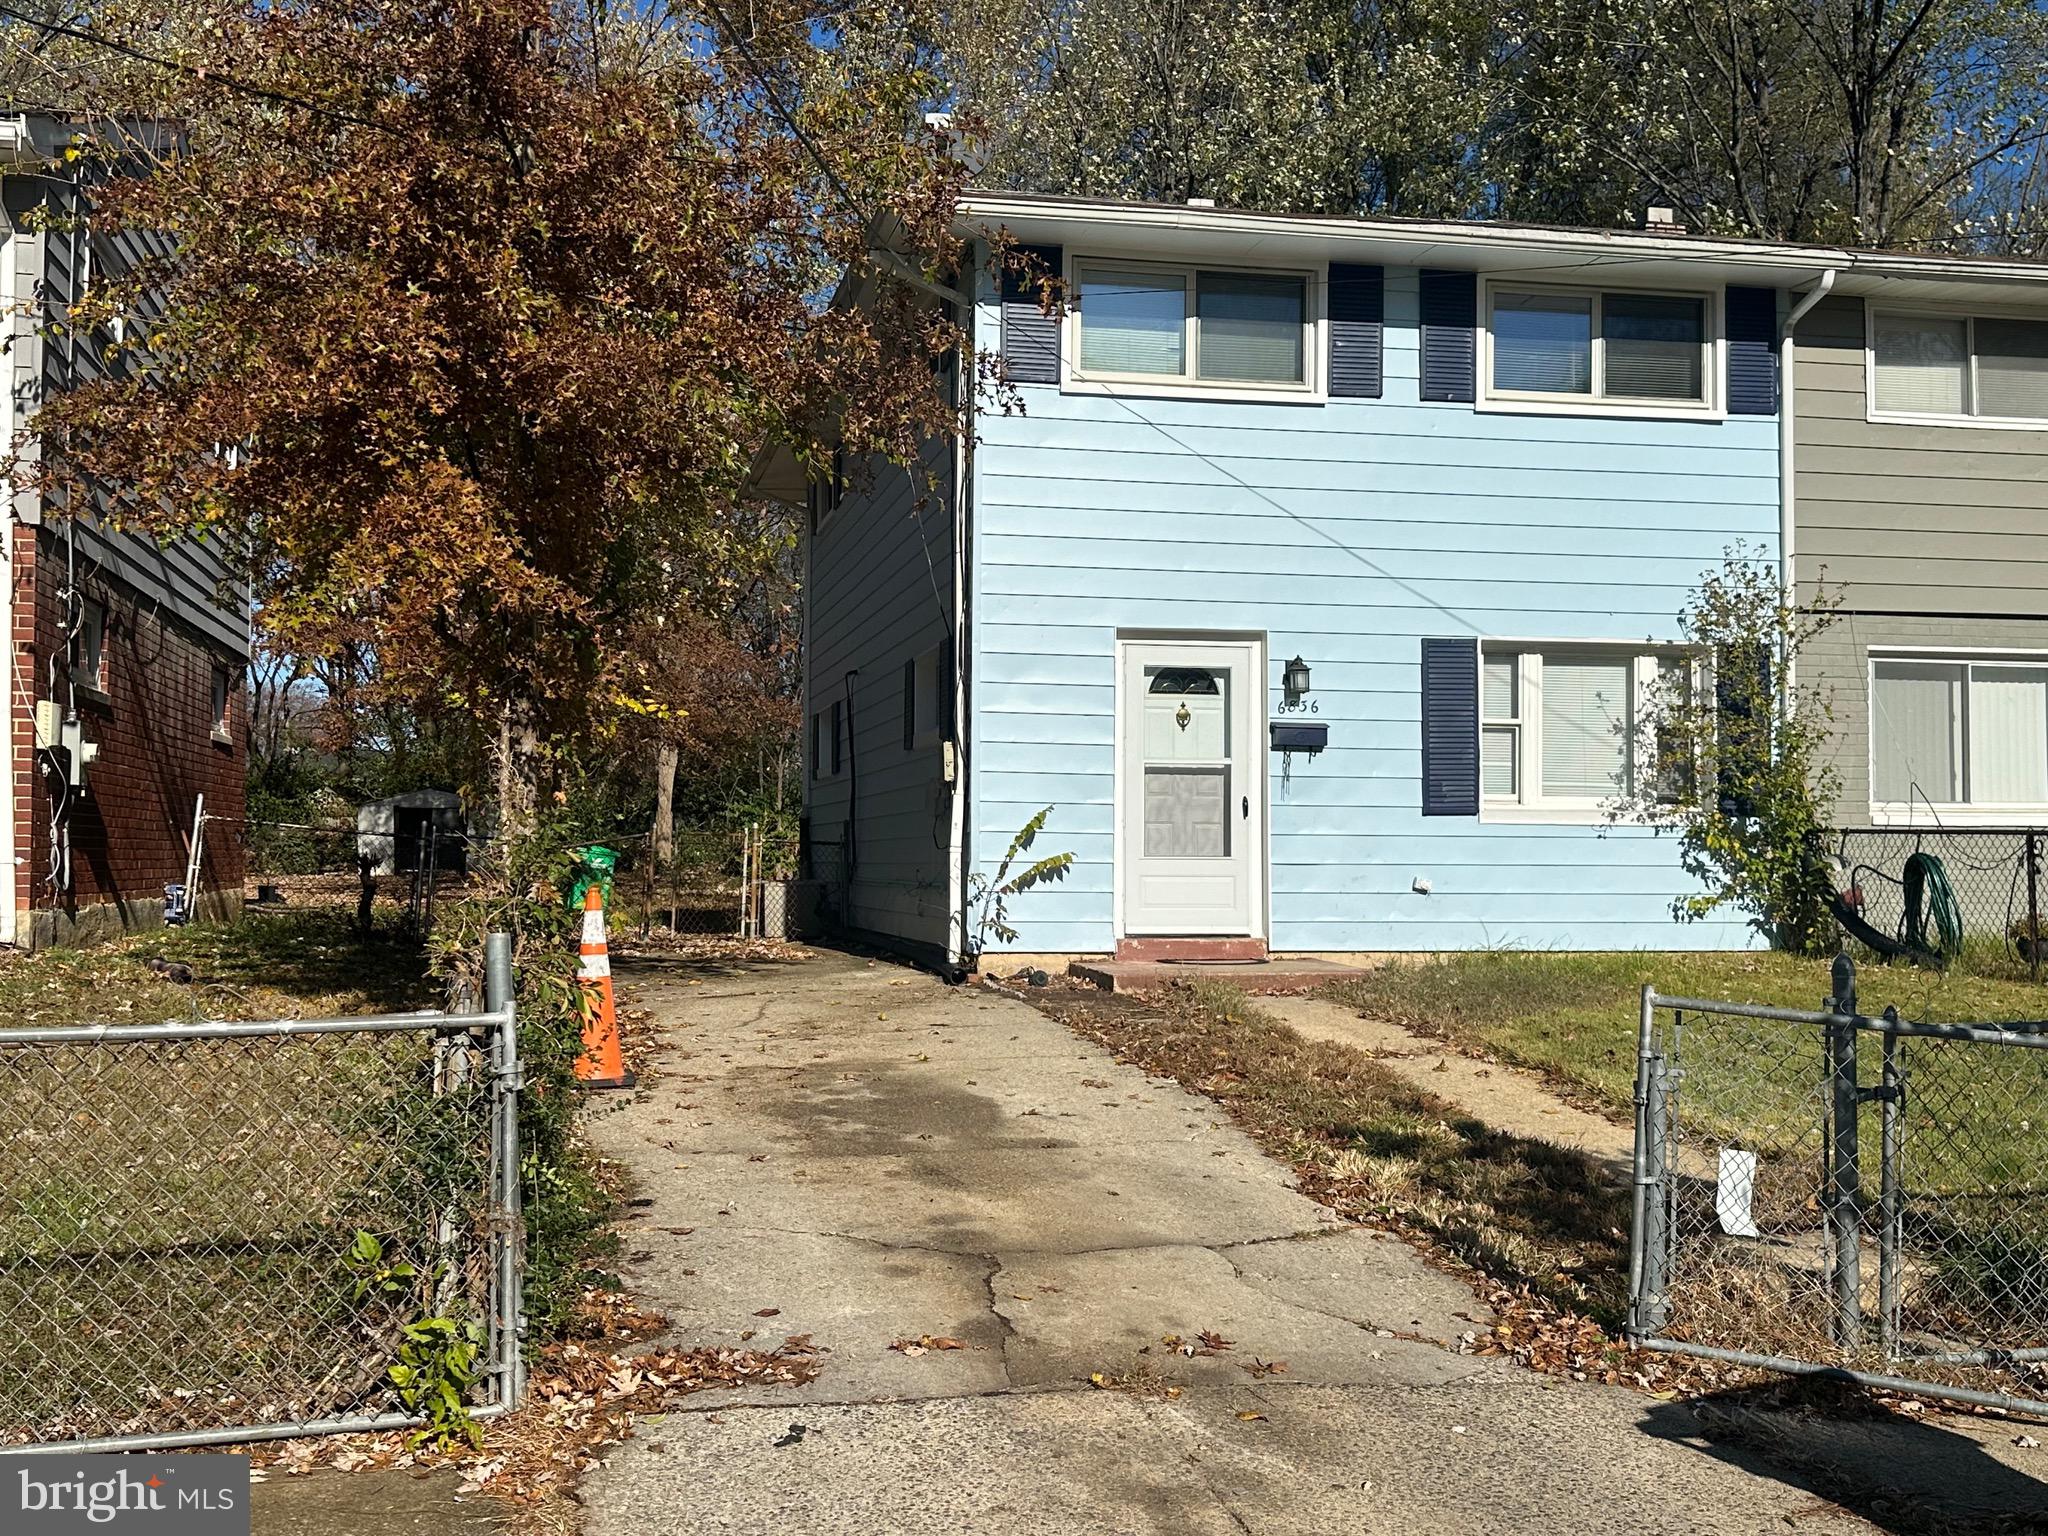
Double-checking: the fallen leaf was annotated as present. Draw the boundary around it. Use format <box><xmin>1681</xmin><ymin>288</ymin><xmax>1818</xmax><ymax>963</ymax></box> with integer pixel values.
<box><xmin>755</xmin><ymin>1308</ymin><xmax>781</xmax><ymax>1318</ymax></box>
<box><xmin>1235</xmin><ymin>1410</ymin><xmax>1266</xmax><ymax>1422</ymax></box>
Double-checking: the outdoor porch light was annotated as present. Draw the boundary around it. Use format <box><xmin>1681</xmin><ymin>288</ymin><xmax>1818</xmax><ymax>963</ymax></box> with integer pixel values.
<box><xmin>1283</xmin><ymin>655</ymin><xmax>1312</xmax><ymax>702</ymax></box>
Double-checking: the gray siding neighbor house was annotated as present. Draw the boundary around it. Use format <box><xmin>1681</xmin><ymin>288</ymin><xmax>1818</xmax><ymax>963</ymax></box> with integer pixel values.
<box><xmin>1793</xmin><ymin>280</ymin><xmax>2048</xmax><ymax>829</ymax></box>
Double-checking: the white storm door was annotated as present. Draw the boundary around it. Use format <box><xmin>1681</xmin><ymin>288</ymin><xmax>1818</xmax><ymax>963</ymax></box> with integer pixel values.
<box><xmin>1120</xmin><ymin>640</ymin><xmax>1264</xmax><ymax>936</ymax></box>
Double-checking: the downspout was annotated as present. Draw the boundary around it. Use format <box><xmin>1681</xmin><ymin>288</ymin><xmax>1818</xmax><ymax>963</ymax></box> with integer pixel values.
<box><xmin>1780</xmin><ymin>268</ymin><xmax>1838</xmax><ymax>637</ymax></box>
<box><xmin>948</xmin><ymin>269</ymin><xmax>974</xmax><ymax>973</ymax></box>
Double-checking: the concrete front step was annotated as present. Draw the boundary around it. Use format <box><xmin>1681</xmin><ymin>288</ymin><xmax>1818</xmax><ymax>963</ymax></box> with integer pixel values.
<box><xmin>1069</xmin><ymin>956</ymin><xmax>1368</xmax><ymax>993</ymax></box>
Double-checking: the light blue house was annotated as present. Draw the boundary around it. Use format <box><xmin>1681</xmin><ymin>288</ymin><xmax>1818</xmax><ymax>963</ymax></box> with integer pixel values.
<box><xmin>788</xmin><ymin>193</ymin><xmax>1852</xmax><ymax>971</ymax></box>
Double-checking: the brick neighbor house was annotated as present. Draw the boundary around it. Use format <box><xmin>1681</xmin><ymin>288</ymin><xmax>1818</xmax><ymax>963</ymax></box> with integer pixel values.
<box><xmin>1</xmin><ymin>113</ymin><xmax>248</xmax><ymax>948</ymax></box>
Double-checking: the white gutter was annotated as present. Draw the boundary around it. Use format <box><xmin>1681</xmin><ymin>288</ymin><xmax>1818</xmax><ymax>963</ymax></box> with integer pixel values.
<box><xmin>1780</xmin><ymin>268</ymin><xmax>1838</xmax><ymax>619</ymax></box>
<box><xmin>959</xmin><ymin>193</ymin><xmax>1849</xmax><ymax>275</ymax></box>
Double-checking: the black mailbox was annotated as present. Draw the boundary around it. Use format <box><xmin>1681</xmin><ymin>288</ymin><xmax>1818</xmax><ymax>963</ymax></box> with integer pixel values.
<box><xmin>1270</xmin><ymin>722</ymin><xmax>1328</xmax><ymax>754</ymax></box>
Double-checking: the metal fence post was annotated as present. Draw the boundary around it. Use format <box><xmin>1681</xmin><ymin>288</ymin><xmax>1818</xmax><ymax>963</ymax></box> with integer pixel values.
<box><xmin>1877</xmin><ymin>1028</ymin><xmax>1905</xmax><ymax>1362</ymax></box>
<box><xmin>1629</xmin><ymin>985</ymin><xmax>1671</xmax><ymax>1337</ymax></box>
<box><xmin>484</xmin><ymin>930</ymin><xmax>525</xmax><ymax>1408</ymax></box>
<box><xmin>1828</xmin><ymin>953</ymin><xmax>1863</xmax><ymax>1353</ymax></box>
<box><xmin>2029</xmin><ymin>831</ymin><xmax>2042</xmax><ymax>983</ymax></box>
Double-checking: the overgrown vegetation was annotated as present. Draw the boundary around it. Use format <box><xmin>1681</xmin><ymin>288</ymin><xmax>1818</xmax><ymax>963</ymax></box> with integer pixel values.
<box><xmin>967</xmin><ymin>806</ymin><xmax>1074</xmax><ymax>958</ymax></box>
<box><xmin>431</xmin><ymin>817</ymin><xmax>623</xmax><ymax>1344</ymax></box>
<box><xmin>1610</xmin><ymin>548</ymin><xmax>1845</xmax><ymax>954</ymax></box>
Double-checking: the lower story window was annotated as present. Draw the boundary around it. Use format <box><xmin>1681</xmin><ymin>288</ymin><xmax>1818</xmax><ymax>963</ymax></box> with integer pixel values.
<box><xmin>1482</xmin><ymin>644</ymin><xmax>1693</xmax><ymax>813</ymax></box>
<box><xmin>1872</xmin><ymin>656</ymin><xmax>2048</xmax><ymax>811</ymax></box>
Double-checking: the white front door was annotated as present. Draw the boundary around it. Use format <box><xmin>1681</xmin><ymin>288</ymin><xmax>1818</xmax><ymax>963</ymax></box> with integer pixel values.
<box><xmin>1119</xmin><ymin>639</ymin><xmax>1264</xmax><ymax>937</ymax></box>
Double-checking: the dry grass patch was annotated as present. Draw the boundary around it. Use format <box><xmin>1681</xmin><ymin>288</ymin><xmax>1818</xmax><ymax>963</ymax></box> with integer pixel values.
<box><xmin>1022</xmin><ymin>974</ymin><xmax>1635</xmax><ymax>1322</ymax></box>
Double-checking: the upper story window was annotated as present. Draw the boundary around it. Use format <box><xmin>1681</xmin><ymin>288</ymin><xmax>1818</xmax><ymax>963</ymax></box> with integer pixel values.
<box><xmin>1070</xmin><ymin>261</ymin><xmax>1312</xmax><ymax>393</ymax></box>
<box><xmin>807</xmin><ymin>447</ymin><xmax>846</xmax><ymax>535</ymax></box>
<box><xmin>1870</xmin><ymin>310</ymin><xmax>2048</xmax><ymax>425</ymax></box>
<box><xmin>72</xmin><ymin>598</ymin><xmax>108</xmax><ymax>695</ymax></box>
<box><xmin>1484</xmin><ymin>283</ymin><xmax>1715</xmax><ymax>413</ymax></box>
<box><xmin>210</xmin><ymin>662</ymin><xmax>232</xmax><ymax>744</ymax></box>
<box><xmin>1872</xmin><ymin>654</ymin><xmax>2048</xmax><ymax>813</ymax></box>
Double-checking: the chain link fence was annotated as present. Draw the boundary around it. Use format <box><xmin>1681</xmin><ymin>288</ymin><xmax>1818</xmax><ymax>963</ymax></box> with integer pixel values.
<box><xmin>236</xmin><ymin>818</ymin><xmax>481</xmax><ymax>941</ymax></box>
<box><xmin>619</xmin><ymin>825</ymin><xmax>825</xmax><ymax>940</ymax></box>
<box><xmin>1833</xmin><ymin>827</ymin><xmax>2048</xmax><ymax>979</ymax></box>
<box><xmin>1629</xmin><ymin>956</ymin><xmax>2048</xmax><ymax>1416</ymax></box>
<box><xmin>0</xmin><ymin>935</ymin><xmax>522</xmax><ymax>1453</ymax></box>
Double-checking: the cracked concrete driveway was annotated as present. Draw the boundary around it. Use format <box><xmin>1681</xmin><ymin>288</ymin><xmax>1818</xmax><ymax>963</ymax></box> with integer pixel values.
<box><xmin>575</xmin><ymin>948</ymin><xmax>1893</xmax><ymax>1535</ymax></box>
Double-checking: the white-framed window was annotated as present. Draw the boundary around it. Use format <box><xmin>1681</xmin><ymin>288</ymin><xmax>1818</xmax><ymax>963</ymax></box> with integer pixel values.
<box><xmin>1482</xmin><ymin>280</ymin><xmax>1718</xmax><ymax>415</ymax></box>
<box><xmin>1868</xmin><ymin>308</ymin><xmax>2048</xmax><ymax>426</ymax></box>
<box><xmin>810</xmin><ymin>703</ymin><xmax>847</xmax><ymax>781</ymax></box>
<box><xmin>72</xmin><ymin>597</ymin><xmax>107</xmax><ymax>694</ymax></box>
<box><xmin>807</xmin><ymin>447</ymin><xmax>846</xmax><ymax>535</ymax></box>
<box><xmin>1481</xmin><ymin>643</ymin><xmax>1698</xmax><ymax>820</ymax></box>
<box><xmin>1869</xmin><ymin>653</ymin><xmax>2048</xmax><ymax>817</ymax></box>
<box><xmin>905</xmin><ymin>645</ymin><xmax>948</xmax><ymax>749</ymax></box>
<box><xmin>210</xmin><ymin>662</ymin><xmax>232</xmax><ymax>744</ymax></box>
<box><xmin>1066</xmin><ymin>258</ymin><xmax>1318</xmax><ymax>398</ymax></box>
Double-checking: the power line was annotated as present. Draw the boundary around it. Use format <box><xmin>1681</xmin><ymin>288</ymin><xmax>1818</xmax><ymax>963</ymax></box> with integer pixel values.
<box><xmin>0</xmin><ymin>4</ymin><xmax>392</xmax><ymax>133</ymax></box>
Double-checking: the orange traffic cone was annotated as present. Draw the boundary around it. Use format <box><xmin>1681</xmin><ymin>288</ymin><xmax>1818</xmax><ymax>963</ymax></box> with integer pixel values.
<box><xmin>574</xmin><ymin>884</ymin><xmax>634</xmax><ymax>1090</ymax></box>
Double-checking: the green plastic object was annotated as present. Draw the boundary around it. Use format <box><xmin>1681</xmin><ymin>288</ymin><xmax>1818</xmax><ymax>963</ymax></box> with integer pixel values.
<box><xmin>570</xmin><ymin>845</ymin><xmax>619</xmax><ymax>909</ymax></box>
<box><xmin>1903</xmin><ymin>851</ymin><xmax>1964</xmax><ymax>959</ymax></box>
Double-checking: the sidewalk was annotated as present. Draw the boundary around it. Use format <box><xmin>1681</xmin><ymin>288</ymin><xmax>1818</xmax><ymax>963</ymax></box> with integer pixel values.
<box><xmin>574</xmin><ymin>949</ymin><xmax>1898</xmax><ymax>1535</ymax></box>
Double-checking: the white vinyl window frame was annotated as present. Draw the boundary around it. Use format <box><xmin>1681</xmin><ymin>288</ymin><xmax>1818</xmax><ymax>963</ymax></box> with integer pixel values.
<box><xmin>1866</xmin><ymin>305</ymin><xmax>2048</xmax><ymax>431</ymax></box>
<box><xmin>210</xmin><ymin>661</ymin><xmax>233</xmax><ymax>746</ymax></box>
<box><xmin>810</xmin><ymin>704</ymin><xmax>846</xmax><ymax>784</ymax></box>
<box><xmin>71</xmin><ymin>597</ymin><xmax>108</xmax><ymax>697</ymax></box>
<box><xmin>1479</xmin><ymin>642</ymin><xmax>1701</xmax><ymax>824</ymax></box>
<box><xmin>1062</xmin><ymin>254</ymin><xmax>1325</xmax><ymax>404</ymax></box>
<box><xmin>808</xmin><ymin>447</ymin><xmax>847</xmax><ymax>537</ymax></box>
<box><xmin>908</xmin><ymin>644</ymin><xmax>948</xmax><ymax>750</ymax></box>
<box><xmin>1478</xmin><ymin>277</ymin><xmax>1724</xmax><ymax>421</ymax></box>
<box><xmin>1866</xmin><ymin>647</ymin><xmax>2048</xmax><ymax>824</ymax></box>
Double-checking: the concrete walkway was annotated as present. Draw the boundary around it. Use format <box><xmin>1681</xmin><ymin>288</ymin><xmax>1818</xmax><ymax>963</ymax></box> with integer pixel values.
<box><xmin>1259</xmin><ymin>995</ymin><xmax>1640</xmax><ymax>1178</ymax></box>
<box><xmin>570</xmin><ymin>949</ymin><xmax>1957</xmax><ymax>1535</ymax></box>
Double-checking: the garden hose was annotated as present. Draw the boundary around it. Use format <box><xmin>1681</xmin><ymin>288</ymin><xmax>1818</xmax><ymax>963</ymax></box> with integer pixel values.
<box><xmin>1903</xmin><ymin>852</ymin><xmax>1965</xmax><ymax>958</ymax></box>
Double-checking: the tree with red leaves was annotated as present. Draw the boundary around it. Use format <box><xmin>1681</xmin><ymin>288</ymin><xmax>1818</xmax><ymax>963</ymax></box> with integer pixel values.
<box><xmin>23</xmin><ymin>0</ymin><xmax>967</xmax><ymax>827</ymax></box>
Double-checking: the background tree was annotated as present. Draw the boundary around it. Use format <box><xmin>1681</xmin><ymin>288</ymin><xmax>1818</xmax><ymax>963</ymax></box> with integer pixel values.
<box><xmin>16</xmin><ymin>0</ymin><xmax>970</xmax><ymax>830</ymax></box>
<box><xmin>944</xmin><ymin>0</ymin><xmax>2048</xmax><ymax>249</ymax></box>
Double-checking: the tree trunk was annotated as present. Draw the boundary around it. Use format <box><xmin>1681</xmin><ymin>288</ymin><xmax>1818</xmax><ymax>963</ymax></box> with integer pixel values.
<box><xmin>654</xmin><ymin>738</ymin><xmax>678</xmax><ymax>866</ymax></box>
<box><xmin>494</xmin><ymin>696</ymin><xmax>542</xmax><ymax>842</ymax></box>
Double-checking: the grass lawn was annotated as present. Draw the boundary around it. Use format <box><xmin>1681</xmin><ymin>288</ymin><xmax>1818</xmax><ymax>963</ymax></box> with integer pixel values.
<box><xmin>0</xmin><ymin>908</ymin><xmax>463</xmax><ymax>1444</ymax></box>
<box><xmin>1325</xmin><ymin>950</ymin><xmax>2048</xmax><ymax>1123</ymax></box>
<box><xmin>0</xmin><ymin>906</ymin><xmax>439</xmax><ymax>1031</ymax></box>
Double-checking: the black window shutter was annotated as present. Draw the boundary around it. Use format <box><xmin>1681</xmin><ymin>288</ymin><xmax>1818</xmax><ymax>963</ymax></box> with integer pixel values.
<box><xmin>1419</xmin><ymin>270</ymin><xmax>1477</xmax><ymax>403</ymax></box>
<box><xmin>831</xmin><ymin>701</ymin><xmax>844</xmax><ymax>775</ymax></box>
<box><xmin>809</xmin><ymin>714</ymin><xmax>819</xmax><ymax>777</ymax></box>
<box><xmin>1328</xmin><ymin>263</ymin><xmax>1383</xmax><ymax>398</ymax></box>
<box><xmin>1715</xmin><ymin>641</ymin><xmax>1772</xmax><ymax>817</ymax></box>
<box><xmin>1420</xmin><ymin>637</ymin><xmax>1480</xmax><ymax>816</ymax></box>
<box><xmin>903</xmin><ymin>658</ymin><xmax>917</xmax><ymax>750</ymax></box>
<box><xmin>1725</xmin><ymin>286</ymin><xmax>1778</xmax><ymax>415</ymax></box>
<box><xmin>1000</xmin><ymin>243</ymin><xmax>1062</xmax><ymax>385</ymax></box>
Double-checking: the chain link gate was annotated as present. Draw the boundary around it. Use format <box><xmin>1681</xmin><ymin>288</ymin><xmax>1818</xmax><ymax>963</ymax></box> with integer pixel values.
<box><xmin>0</xmin><ymin>934</ymin><xmax>524</xmax><ymax>1453</ymax></box>
<box><xmin>1629</xmin><ymin>955</ymin><xmax>2048</xmax><ymax>1415</ymax></box>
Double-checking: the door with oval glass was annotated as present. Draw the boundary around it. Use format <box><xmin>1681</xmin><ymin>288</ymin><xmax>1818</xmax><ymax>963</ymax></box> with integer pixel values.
<box><xmin>1119</xmin><ymin>638</ymin><xmax>1265</xmax><ymax>937</ymax></box>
